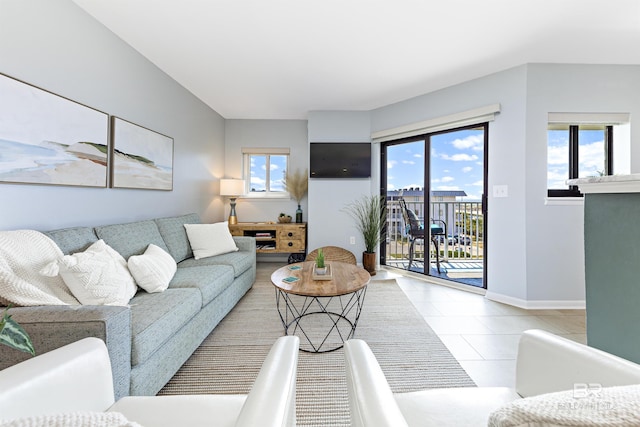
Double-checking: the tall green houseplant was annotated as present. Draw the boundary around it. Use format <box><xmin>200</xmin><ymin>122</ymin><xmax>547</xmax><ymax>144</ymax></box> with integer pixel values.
<box><xmin>343</xmin><ymin>195</ymin><xmax>387</xmax><ymax>275</ymax></box>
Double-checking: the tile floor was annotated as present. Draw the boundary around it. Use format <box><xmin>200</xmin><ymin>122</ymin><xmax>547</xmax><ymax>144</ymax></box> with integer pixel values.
<box><xmin>378</xmin><ymin>268</ymin><xmax>587</xmax><ymax>388</ymax></box>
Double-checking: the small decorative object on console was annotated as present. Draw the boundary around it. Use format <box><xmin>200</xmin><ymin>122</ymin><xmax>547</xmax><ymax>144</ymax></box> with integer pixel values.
<box><xmin>278</xmin><ymin>213</ymin><xmax>292</xmax><ymax>223</ymax></box>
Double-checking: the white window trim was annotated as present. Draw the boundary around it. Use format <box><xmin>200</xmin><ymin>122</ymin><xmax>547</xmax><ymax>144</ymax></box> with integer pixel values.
<box><xmin>371</xmin><ymin>104</ymin><xmax>500</xmax><ymax>143</ymax></box>
<box><xmin>242</xmin><ymin>147</ymin><xmax>291</xmax><ymax>199</ymax></box>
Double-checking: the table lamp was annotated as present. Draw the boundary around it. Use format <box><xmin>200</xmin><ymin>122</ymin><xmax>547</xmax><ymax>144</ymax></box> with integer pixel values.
<box><xmin>220</xmin><ymin>179</ymin><xmax>245</xmax><ymax>225</ymax></box>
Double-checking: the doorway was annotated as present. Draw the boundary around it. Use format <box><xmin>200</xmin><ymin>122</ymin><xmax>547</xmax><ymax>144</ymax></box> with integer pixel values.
<box><xmin>381</xmin><ymin>124</ymin><xmax>488</xmax><ymax>289</ymax></box>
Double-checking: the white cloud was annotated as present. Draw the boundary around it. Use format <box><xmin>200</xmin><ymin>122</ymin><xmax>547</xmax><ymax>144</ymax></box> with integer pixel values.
<box><xmin>387</xmin><ymin>160</ymin><xmax>398</xmax><ymax>169</ymax></box>
<box><xmin>435</xmin><ymin>185</ymin><xmax>462</xmax><ymax>191</ymax></box>
<box><xmin>451</xmin><ymin>134</ymin><xmax>483</xmax><ymax>151</ymax></box>
<box><xmin>441</xmin><ymin>153</ymin><xmax>479</xmax><ymax>162</ymax></box>
<box><xmin>462</xmin><ymin>166</ymin><xmax>473</xmax><ymax>173</ymax></box>
<box><xmin>402</xmin><ymin>160</ymin><xmax>415</xmax><ymax>165</ymax></box>
<box><xmin>471</xmin><ymin>180</ymin><xmax>483</xmax><ymax>186</ymax></box>
<box><xmin>413</xmin><ymin>153</ymin><xmax>423</xmax><ymax>158</ymax></box>
<box><xmin>441</xmin><ymin>176</ymin><xmax>454</xmax><ymax>183</ymax></box>
<box><xmin>387</xmin><ymin>183</ymin><xmax>396</xmax><ymax>191</ymax></box>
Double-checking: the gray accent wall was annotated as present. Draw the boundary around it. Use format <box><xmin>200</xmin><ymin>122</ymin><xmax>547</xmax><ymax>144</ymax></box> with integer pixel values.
<box><xmin>584</xmin><ymin>193</ymin><xmax>640</xmax><ymax>363</ymax></box>
<box><xmin>0</xmin><ymin>0</ymin><xmax>226</xmax><ymax>231</ymax></box>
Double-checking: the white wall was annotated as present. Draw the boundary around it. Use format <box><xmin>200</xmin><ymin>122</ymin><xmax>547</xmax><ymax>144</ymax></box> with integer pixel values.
<box><xmin>224</xmin><ymin>119</ymin><xmax>308</xmax><ymax>223</ymax></box>
<box><xmin>0</xmin><ymin>0</ymin><xmax>225</xmax><ymax>230</ymax></box>
<box><xmin>371</xmin><ymin>66</ymin><xmax>530</xmax><ymax>302</ymax></box>
<box><xmin>523</xmin><ymin>64</ymin><xmax>640</xmax><ymax>304</ymax></box>
<box><xmin>307</xmin><ymin>111</ymin><xmax>374</xmax><ymax>261</ymax></box>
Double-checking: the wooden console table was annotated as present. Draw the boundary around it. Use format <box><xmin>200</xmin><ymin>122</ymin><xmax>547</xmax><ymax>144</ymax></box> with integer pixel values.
<box><xmin>228</xmin><ymin>222</ymin><xmax>307</xmax><ymax>257</ymax></box>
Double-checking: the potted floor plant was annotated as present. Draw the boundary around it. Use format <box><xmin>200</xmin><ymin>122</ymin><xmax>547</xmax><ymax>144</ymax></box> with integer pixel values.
<box><xmin>0</xmin><ymin>306</ymin><xmax>35</xmax><ymax>356</ymax></box>
<box><xmin>343</xmin><ymin>195</ymin><xmax>387</xmax><ymax>275</ymax></box>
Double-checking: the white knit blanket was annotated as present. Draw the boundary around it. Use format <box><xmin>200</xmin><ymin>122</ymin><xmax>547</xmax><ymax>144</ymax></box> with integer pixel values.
<box><xmin>489</xmin><ymin>384</ymin><xmax>640</xmax><ymax>427</ymax></box>
<box><xmin>0</xmin><ymin>230</ymin><xmax>79</xmax><ymax>306</ymax></box>
<box><xmin>0</xmin><ymin>411</ymin><xmax>142</xmax><ymax>427</ymax></box>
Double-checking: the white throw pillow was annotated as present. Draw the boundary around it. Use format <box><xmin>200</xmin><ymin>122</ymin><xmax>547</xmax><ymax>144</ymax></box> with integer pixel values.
<box><xmin>0</xmin><ymin>411</ymin><xmax>142</xmax><ymax>427</ymax></box>
<box><xmin>41</xmin><ymin>240</ymin><xmax>137</xmax><ymax>306</ymax></box>
<box><xmin>127</xmin><ymin>244</ymin><xmax>177</xmax><ymax>293</ymax></box>
<box><xmin>488</xmin><ymin>384</ymin><xmax>640</xmax><ymax>427</ymax></box>
<box><xmin>184</xmin><ymin>222</ymin><xmax>239</xmax><ymax>260</ymax></box>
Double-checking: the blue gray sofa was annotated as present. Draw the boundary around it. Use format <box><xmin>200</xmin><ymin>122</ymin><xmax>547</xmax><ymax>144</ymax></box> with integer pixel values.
<box><xmin>0</xmin><ymin>213</ymin><xmax>256</xmax><ymax>400</ymax></box>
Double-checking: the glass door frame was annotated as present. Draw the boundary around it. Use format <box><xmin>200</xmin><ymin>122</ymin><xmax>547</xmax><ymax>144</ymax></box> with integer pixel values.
<box><xmin>380</xmin><ymin>123</ymin><xmax>488</xmax><ymax>289</ymax></box>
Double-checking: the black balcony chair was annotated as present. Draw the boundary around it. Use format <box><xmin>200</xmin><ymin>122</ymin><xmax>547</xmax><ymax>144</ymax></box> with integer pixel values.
<box><xmin>399</xmin><ymin>199</ymin><xmax>447</xmax><ymax>273</ymax></box>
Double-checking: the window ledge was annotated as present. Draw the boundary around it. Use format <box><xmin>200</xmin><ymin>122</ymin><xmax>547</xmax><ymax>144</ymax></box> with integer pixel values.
<box><xmin>241</xmin><ymin>193</ymin><xmax>290</xmax><ymax>200</ymax></box>
<box><xmin>545</xmin><ymin>197</ymin><xmax>584</xmax><ymax>206</ymax></box>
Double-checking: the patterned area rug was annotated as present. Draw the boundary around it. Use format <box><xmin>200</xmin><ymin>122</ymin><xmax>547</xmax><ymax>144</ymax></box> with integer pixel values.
<box><xmin>159</xmin><ymin>266</ymin><xmax>475</xmax><ymax>426</ymax></box>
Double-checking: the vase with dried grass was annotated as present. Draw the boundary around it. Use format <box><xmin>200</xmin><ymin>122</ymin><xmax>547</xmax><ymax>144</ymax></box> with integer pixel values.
<box><xmin>285</xmin><ymin>168</ymin><xmax>308</xmax><ymax>223</ymax></box>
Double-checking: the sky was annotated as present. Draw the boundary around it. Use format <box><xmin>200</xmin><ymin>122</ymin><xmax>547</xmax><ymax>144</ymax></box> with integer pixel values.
<box><xmin>547</xmin><ymin>128</ymin><xmax>606</xmax><ymax>189</ymax></box>
<box><xmin>386</xmin><ymin>128</ymin><xmax>485</xmax><ymax>201</ymax></box>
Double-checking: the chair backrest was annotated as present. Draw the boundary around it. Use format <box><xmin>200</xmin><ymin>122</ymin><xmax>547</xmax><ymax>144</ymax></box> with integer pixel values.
<box><xmin>235</xmin><ymin>336</ymin><xmax>300</xmax><ymax>427</ymax></box>
<box><xmin>306</xmin><ymin>246</ymin><xmax>357</xmax><ymax>265</ymax></box>
<box><xmin>0</xmin><ymin>337</ymin><xmax>115</xmax><ymax>420</ymax></box>
<box><xmin>516</xmin><ymin>329</ymin><xmax>640</xmax><ymax>398</ymax></box>
<box><xmin>399</xmin><ymin>199</ymin><xmax>423</xmax><ymax>236</ymax></box>
<box><xmin>344</xmin><ymin>339</ymin><xmax>410</xmax><ymax>427</ymax></box>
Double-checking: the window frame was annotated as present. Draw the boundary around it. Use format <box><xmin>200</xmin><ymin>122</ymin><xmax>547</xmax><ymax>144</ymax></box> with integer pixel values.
<box><xmin>242</xmin><ymin>148</ymin><xmax>290</xmax><ymax>198</ymax></box>
<box><xmin>547</xmin><ymin>124</ymin><xmax>613</xmax><ymax>198</ymax></box>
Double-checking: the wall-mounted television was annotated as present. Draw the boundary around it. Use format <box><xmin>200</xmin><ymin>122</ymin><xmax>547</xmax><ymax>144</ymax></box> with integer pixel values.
<box><xmin>309</xmin><ymin>142</ymin><xmax>371</xmax><ymax>179</ymax></box>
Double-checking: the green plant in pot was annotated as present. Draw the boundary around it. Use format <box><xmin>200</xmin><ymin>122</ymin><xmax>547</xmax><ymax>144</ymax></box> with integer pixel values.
<box><xmin>0</xmin><ymin>306</ymin><xmax>35</xmax><ymax>356</ymax></box>
<box><xmin>343</xmin><ymin>195</ymin><xmax>387</xmax><ymax>276</ymax></box>
<box><xmin>315</xmin><ymin>248</ymin><xmax>327</xmax><ymax>275</ymax></box>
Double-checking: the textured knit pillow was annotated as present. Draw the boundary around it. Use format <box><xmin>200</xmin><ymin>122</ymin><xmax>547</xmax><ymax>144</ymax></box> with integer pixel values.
<box><xmin>127</xmin><ymin>244</ymin><xmax>177</xmax><ymax>293</ymax></box>
<box><xmin>41</xmin><ymin>240</ymin><xmax>137</xmax><ymax>306</ymax></box>
<box><xmin>184</xmin><ymin>222</ymin><xmax>238</xmax><ymax>260</ymax></box>
<box><xmin>488</xmin><ymin>384</ymin><xmax>640</xmax><ymax>427</ymax></box>
<box><xmin>0</xmin><ymin>411</ymin><xmax>141</xmax><ymax>427</ymax></box>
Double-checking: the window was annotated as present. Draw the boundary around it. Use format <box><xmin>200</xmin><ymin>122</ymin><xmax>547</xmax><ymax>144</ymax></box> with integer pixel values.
<box><xmin>242</xmin><ymin>148</ymin><xmax>289</xmax><ymax>197</ymax></box>
<box><xmin>547</xmin><ymin>124</ymin><xmax>613</xmax><ymax>197</ymax></box>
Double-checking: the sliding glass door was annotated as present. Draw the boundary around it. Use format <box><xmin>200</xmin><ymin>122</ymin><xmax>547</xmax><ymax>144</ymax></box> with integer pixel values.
<box><xmin>381</xmin><ymin>124</ymin><xmax>488</xmax><ymax>289</ymax></box>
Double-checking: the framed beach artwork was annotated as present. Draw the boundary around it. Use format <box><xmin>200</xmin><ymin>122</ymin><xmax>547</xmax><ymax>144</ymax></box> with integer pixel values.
<box><xmin>0</xmin><ymin>74</ymin><xmax>109</xmax><ymax>187</ymax></box>
<box><xmin>111</xmin><ymin>117</ymin><xmax>174</xmax><ymax>190</ymax></box>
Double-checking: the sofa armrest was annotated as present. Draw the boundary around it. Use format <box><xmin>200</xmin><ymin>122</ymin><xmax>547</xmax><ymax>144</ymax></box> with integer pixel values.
<box><xmin>343</xmin><ymin>339</ymin><xmax>409</xmax><ymax>427</ymax></box>
<box><xmin>235</xmin><ymin>336</ymin><xmax>300</xmax><ymax>427</ymax></box>
<box><xmin>516</xmin><ymin>329</ymin><xmax>640</xmax><ymax>398</ymax></box>
<box><xmin>233</xmin><ymin>236</ymin><xmax>256</xmax><ymax>252</ymax></box>
<box><xmin>0</xmin><ymin>305</ymin><xmax>132</xmax><ymax>400</ymax></box>
<box><xmin>0</xmin><ymin>337</ymin><xmax>115</xmax><ymax>421</ymax></box>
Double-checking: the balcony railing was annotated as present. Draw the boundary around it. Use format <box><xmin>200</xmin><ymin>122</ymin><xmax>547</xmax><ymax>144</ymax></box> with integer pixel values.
<box><xmin>385</xmin><ymin>198</ymin><xmax>484</xmax><ymax>269</ymax></box>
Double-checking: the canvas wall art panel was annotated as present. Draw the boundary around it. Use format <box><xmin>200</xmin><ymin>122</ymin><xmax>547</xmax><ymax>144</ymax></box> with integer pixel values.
<box><xmin>111</xmin><ymin>117</ymin><xmax>173</xmax><ymax>190</ymax></box>
<box><xmin>0</xmin><ymin>74</ymin><xmax>109</xmax><ymax>187</ymax></box>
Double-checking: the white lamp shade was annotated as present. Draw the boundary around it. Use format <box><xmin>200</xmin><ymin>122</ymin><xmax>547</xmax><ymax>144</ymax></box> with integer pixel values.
<box><xmin>220</xmin><ymin>179</ymin><xmax>245</xmax><ymax>196</ymax></box>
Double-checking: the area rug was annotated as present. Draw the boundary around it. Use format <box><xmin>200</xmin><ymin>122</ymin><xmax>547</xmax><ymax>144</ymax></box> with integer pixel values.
<box><xmin>159</xmin><ymin>267</ymin><xmax>475</xmax><ymax>426</ymax></box>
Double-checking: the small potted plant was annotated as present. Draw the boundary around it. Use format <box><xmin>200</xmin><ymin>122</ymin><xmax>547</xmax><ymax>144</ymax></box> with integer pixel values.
<box><xmin>315</xmin><ymin>248</ymin><xmax>327</xmax><ymax>275</ymax></box>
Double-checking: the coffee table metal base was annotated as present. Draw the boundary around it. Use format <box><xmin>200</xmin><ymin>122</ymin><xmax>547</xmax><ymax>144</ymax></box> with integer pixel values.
<box><xmin>275</xmin><ymin>287</ymin><xmax>367</xmax><ymax>353</ymax></box>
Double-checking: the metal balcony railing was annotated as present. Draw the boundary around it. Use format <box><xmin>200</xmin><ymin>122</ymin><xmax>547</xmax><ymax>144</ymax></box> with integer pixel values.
<box><xmin>385</xmin><ymin>198</ymin><xmax>484</xmax><ymax>269</ymax></box>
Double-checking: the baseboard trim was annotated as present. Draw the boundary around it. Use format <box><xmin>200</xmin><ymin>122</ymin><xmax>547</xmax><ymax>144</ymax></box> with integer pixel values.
<box><xmin>485</xmin><ymin>291</ymin><xmax>586</xmax><ymax>310</ymax></box>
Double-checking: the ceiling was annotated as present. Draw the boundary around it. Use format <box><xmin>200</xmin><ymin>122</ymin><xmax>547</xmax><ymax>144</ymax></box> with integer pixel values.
<box><xmin>72</xmin><ymin>0</ymin><xmax>640</xmax><ymax>120</ymax></box>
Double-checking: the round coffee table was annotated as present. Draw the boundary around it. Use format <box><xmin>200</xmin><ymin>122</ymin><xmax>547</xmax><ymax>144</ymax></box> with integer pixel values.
<box><xmin>271</xmin><ymin>261</ymin><xmax>370</xmax><ymax>353</ymax></box>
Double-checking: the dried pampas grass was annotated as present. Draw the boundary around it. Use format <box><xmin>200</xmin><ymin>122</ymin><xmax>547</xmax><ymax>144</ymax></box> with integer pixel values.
<box><xmin>285</xmin><ymin>168</ymin><xmax>308</xmax><ymax>203</ymax></box>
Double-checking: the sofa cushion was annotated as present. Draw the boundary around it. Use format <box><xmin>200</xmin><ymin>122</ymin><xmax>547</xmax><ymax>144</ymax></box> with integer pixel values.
<box><xmin>128</xmin><ymin>288</ymin><xmax>201</xmax><ymax>366</ymax></box>
<box><xmin>44</xmin><ymin>227</ymin><xmax>98</xmax><ymax>255</ymax></box>
<box><xmin>95</xmin><ymin>220</ymin><xmax>169</xmax><ymax>260</ymax></box>
<box><xmin>184</xmin><ymin>222</ymin><xmax>238</xmax><ymax>260</ymax></box>
<box><xmin>154</xmin><ymin>213</ymin><xmax>201</xmax><ymax>263</ymax></box>
<box><xmin>128</xmin><ymin>244</ymin><xmax>177</xmax><ymax>293</ymax></box>
<box><xmin>170</xmin><ymin>265</ymin><xmax>235</xmax><ymax>306</ymax></box>
<box><xmin>42</xmin><ymin>240</ymin><xmax>138</xmax><ymax>306</ymax></box>
<box><xmin>178</xmin><ymin>250</ymin><xmax>255</xmax><ymax>278</ymax></box>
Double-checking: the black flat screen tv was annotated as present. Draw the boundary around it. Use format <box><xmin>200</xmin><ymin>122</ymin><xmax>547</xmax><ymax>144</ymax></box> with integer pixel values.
<box><xmin>310</xmin><ymin>142</ymin><xmax>371</xmax><ymax>178</ymax></box>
